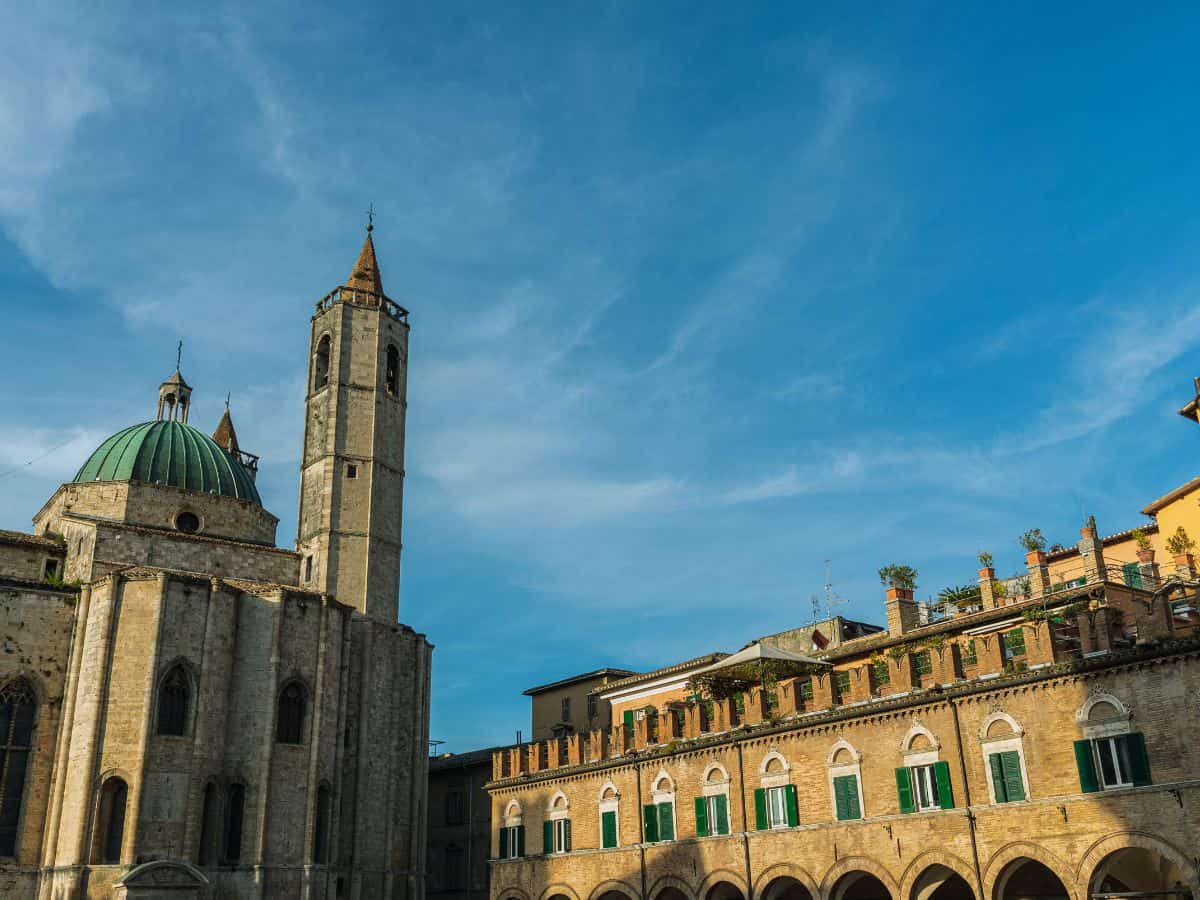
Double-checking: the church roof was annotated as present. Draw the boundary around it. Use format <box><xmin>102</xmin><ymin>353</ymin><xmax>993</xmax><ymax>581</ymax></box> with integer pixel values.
<box><xmin>73</xmin><ymin>420</ymin><xmax>261</xmax><ymax>505</ymax></box>
<box><xmin>212</xmin><ymin>406</ymin><xmax>240</xmax><ymax>455</ymax></box>
<box><xmin>345</xmin><ymin>230</ymin><xmax>384</xmax><ymax>294</ymax></box>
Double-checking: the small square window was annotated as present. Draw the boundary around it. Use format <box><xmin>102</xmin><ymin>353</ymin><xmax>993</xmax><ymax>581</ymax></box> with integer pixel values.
<box><xmin>304</xmin><ymin>556</ymin><xmax>313</xmax><ymax>581</ymax></box>
<box><xmin>43</xmin><ymin>558</ymin><xmax>61</xmax><ymax>580</ymax></box>
<box><xmin>346</xmin><ymin>464</ymin><xmax>358</xmax><ymax>479</ymax></box>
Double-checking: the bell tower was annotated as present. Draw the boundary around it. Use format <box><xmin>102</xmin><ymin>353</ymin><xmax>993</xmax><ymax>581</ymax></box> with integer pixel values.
<box><xmin>296</xmin><ymin>222</ymin><xmax>409</xmax><ymax>622</ymax></box>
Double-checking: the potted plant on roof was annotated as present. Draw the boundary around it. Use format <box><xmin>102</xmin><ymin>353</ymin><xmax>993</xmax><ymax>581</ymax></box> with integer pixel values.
<box><xmin>1165</xmin><ymin>526</ymin><xmax>1196</xmax><ymax>572</ymax></box>
<box><xmin>878</xmin><ymin>564</ymin><xmax>918</xmax><ymax>600</ymax></box>
<box><xmin>1131</xmin><ymin>527</ymin><xmax>1154</xmax><ymax>564</ymax></box>
<box><xmin>1019</xmin><ymin>528</ymin><xmax>1048</xmax><ymax>567</ymax></box>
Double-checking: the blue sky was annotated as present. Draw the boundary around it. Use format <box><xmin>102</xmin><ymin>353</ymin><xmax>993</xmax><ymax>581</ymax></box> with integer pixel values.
<box><xmin>3</xmin><ymin>2</ymin><xmax>1200</xmax><ymax>752</ymax></box>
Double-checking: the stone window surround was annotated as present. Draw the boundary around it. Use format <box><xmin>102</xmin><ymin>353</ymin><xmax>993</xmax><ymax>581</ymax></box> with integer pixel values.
<box><xmin>650</xmin><ymin>770</ymin><xmax>677</xmax><ymax>838</ymax></box>
<box><xmin>757</xmin><ymin>749</ymin><xmax>790</xmax><ymax>789</ymax></box>
<box><xmin>978</xmin><ymin>711</ymin><xmax>1031</xmax><ymax>805</ymax></box>
<box><xmin>598</xmin><ymin>781</ymin><xmax>619</xmax><ymax>848</ymax></box>
<box><xmin>547</xmin><ymin>790</ymin><xmax>569</xmax><ymax>822</ymax></box>
<box><xmin>825</xmin><ymin>737</ymin><xmax>866</xmax><ymax>821</ymax></box>
<box><xmin>503</xmin><ymin>799</ymin><xmax>522</xmax><ymax>828</ymax></box>
<box><xmin>701</xmin><ymin>761</ymin><xmax>731</xmax><ymax>798</ymax></box>
<box><xmin>1075</xmin><ymin>692</ymin><xmax>1133</xmax><ymax>740</ymax></box>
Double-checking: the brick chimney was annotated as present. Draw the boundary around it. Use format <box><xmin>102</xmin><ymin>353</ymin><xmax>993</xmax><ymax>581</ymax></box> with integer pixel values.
<box><xmin>978</xmin><ymin>566</ymin><xmax>997</xmax><ymax>609</ymax></box>
<box><xmin>1026</xmin><ymin>551</ymin><xmax>1051</xmax><ymax>599</ymax></box>
<box><xmin>885</xmin><ymin>586</ymin><xmax>920</xmax><ymax>635</ymax></box>
<box><xmin>1078</xmin><ymin>515</ymin><xmax>1106</xmax><ymax>583</ymax></box>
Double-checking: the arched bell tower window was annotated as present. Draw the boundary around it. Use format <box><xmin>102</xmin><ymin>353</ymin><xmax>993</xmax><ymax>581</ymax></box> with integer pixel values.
<box><xmin>0</xmin><ymin>680</ymin><xmax>36</xmax><ymax>857</ymax></box>
<box><xmin>223</xmin><ymin>783</ymin><xmax>245</xmax><ymax>863</ymax></box>
<box><xmin>156</xmin><ymin>666</ymin><xmax>190</xmax><ymax>736</ymax></box>
<box><xmin>385</xmin><ymin>344</ymin><xmax>400</xmax><ymax>396</ymax></box>
<box><xmin>94</xmin><ymin>777</ymin><xmax>128</xmax><ymax>864</ymax></box>
<box><xmin>276</xmin><ymin>681</ymin><xmax>306</xmax><ymax>744</ymax></box>
<box><xmin>314</xmin><ymin>334</ymin><xmax>331</xmax><ymax>391</ymax></box>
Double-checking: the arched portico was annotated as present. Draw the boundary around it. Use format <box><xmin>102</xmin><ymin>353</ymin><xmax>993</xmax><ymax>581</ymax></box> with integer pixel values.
<box><xmin>910</xmin><ymin>865</ymin><xmax>974</xmax><ymax>900</ymax></box>
<box><xmin>993</xmin><ymin>858</ymin><xmax>1071</xmax><ymax>900</ymax></box>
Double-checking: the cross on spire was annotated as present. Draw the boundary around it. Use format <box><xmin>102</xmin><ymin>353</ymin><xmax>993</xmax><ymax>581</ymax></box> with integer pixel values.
<box><xmin>367</xmin><ymin>203</ymin><xmax>375</xmax><ymax>233</ymax></box>
<box><xmin>176</xmin><ymin>340</ymin><xmax>183</xmax><ymax>371</ymax></box>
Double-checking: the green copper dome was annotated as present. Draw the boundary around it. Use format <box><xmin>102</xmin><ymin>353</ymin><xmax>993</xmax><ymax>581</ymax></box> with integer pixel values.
<box><xmin>73</xmin><ymin>420</ymin><xmax>261</xmax><ymax>505</ymax></box>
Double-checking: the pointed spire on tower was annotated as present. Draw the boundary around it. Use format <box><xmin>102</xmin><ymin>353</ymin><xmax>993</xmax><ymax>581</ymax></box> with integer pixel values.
<box><xmin>345</xmin><ymin>208</ymin><xmax>384</xmax><ymax>294</ymax></box>
<box><xmin>212</xmin><ymin>394</ymin><xmax>240</xmax><ymax>455</ymax></box>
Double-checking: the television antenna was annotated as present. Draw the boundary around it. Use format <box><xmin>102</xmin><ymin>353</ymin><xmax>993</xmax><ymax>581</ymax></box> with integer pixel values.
<box><xmin>820</xmin><ymin>559</ymin><xmax>848</xmax><ymax>621</ymax></box>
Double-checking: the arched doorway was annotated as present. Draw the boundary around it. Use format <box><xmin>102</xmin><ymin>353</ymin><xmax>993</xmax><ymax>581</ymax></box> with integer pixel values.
<box><xmin>762</xmin><ymin>877</ymin><xmax>815</xmax><ymax>900</ymax></box>
<box><xmin>994</xmin><ymin>859</ymin><xmax>1069</xmax><ymax>900</ymax></box>
<box><xmin>912</xmin><ymin>866</ymin><xmax>974</xmax><ymax>900</ymax></box>
<box><xmin>1090</xmin><ymin>848</ymin><xmax>1193</xmax><ymax>900</ymax></box>
<box><xmin>834</xmin><ymin>872</ymin><xmax>892</xmax><ymax>900</ymax></box>
<box><xmin>708</xmin><ymin>883</ymin><xmax>746</xmax><ymax>900</ymax></box>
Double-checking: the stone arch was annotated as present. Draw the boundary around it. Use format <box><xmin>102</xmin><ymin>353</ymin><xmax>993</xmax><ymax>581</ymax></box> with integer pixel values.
<box><xmin>899</xmin><ymin>851</ymin><xmax>977</xmax><ymax>900</ymax></box>
<box><xmin>826</xmin><ymin>737</ymin><xmax>862</xmax><ymax>766</ymax></box>
<box><xmin>983</xmin><ymin>843</ymin><xmax>1076</xmax><ymax>900</ymax></box>
<box><xmin>900</xmin><ymin>721</ymin><xmax>940</xmax><ymax>752</ymax></box>
<box><xmin>978</xmin><ymin>712</ymin><xmax>1023</xmax><ymax>741</ymax></box>
<box><xmin>1075</xmin><ymin>831</ymin><xmax>1199</xmax><ymax>896</ymax></box>
<box><xmin>503</xmin><ymin>799</ymin><xmax>522</xmax><ymax>822</ymax></box>
<box><xmin>822</xmin><ymin>857</ymin><xmax>899</xmax><ymax>900</ymax></box>
<box><xmin>703</xmin><ymin>761</ymin><xmax>731</xmax><ymax>784</ymax></box>
<box><xmin>698</xmin><ymin>868</ymin><xmax>750</xmax><ymax>900</ymax></box>
<box><xmin>547</xmin><ymin>789</ymin><xmax>569</xmax><ymax>811</ymax></box>
<box><xmin>652</xmin><ymin>770</ymin><xmax>675</xmax><ymax>793</ymax></box>
<box><xmin>758</xmin><ymin>750</ymin><xmax>790</xmax><ymax>776</ymax></box>
<box><xmin>588</xmin><ymin>879</ymin><xmax>641</xmax><ymax>900</ymax></box>
<box><xmin>0</xmin><ymin>671</ymin><xmax>48</xmax><ymax>708</ymax></box>
<box><xmin>540</xmin><ymin>885</ymin><xmax>583</xmax><ymax>900</ymax></box>
<box><xmin>117</xmin><ymin>859</ymin><xmax>210</xmax><ymax>889</ymax></box>
<box><xmin>598</xmin><ymin>779</ymin><xmax>620</xmax><ymax>801</ymax></box>
<box><xmin>1074</xmin><ymin>693</ymin><xmax>1130</xmax><ymax>726</ymax></box>
<box><xmin>500</xmin><ymin>888</ymin><xmax>533</xmax><ymax>900</ymax></box>
<box><xmin>753</xmin><ymin>862</ymin><xmax>820</xmax><ymax>900</ymax></box>
<box><xmin>648</xmin><ymin>873</ymin><xmax>696</xmax><ymax>900</ymax></box>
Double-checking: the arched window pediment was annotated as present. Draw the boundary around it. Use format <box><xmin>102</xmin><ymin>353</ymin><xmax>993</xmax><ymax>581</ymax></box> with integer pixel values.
<box><xmin>979</xmin><ymin>711</ymin><xmax>1024</xmax><ymax>742</ymax></box>
<box><xmin>901</xmin><ymin>721</ymin><xmax>941</xmax><ymax>753</ymax></box>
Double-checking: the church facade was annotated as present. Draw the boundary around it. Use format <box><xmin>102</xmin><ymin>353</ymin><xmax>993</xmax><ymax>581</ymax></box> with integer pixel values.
<box><xmin>0</xmin><ymin>230</ymin><xmax>432</xmax><ymax>900</ymax></box>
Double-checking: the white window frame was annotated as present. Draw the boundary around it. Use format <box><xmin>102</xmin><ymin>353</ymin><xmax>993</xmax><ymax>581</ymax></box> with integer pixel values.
<box><xmin>826</xmin><ymin>738</ymin><xmax>866</xmax><ymax>821</ymax></box>
<box><xmin>1091</xmin><ymin>736</ymin><xmax>1135</xmax><ymax>789</ymax></box>
<box><xmin>908</xmin><ymin>763</ymin><xmax>941</xmax><ymax>812</ymax></box>
<box><xmin>1075</xmin><ymin>693</ymin><xmax>1135</xmax><ymax>791</ymax></box>
<box><xmin>701</xmin><ymin>762</ymin><xmax>731</xmax><ymax>836</ymax></box>
<box><xmin>650</xmin><ymin>771</ymin><xmax>677</xmax><ymax>842</ymax></box>
<box><xmin>598</xmin><ymin>781</ymin><xmax>620</xmax><ymax>849</ymax></box>
<box><xmin>501</xmin><ymin>800</ymin><xmax>523</xmax><ymax>859</ymax></box>
<box><xmin>978</xmin><ymin>712</ymin><xmax>1030</xmax><ymax>805</ymax></box>
<box><xmin>764</xmin><ymin>785</ymin><xmax>789</xmax><ymax>829</ymax></box>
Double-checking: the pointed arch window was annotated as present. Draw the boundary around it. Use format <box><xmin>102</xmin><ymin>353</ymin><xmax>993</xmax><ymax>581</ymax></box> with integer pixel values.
<box><xmin>314</xmin><ymin>335</ymin><xmax>331</xmax><ymax>391</ymax></box>
<box><xmin>0</xmin><ymin>680</ymin><xmax>36</xmax><ymax>857</ymax></box>
<box><xmin>156</xmin><ymin>666</ymin><xmax>190</xmax><ymax>736</ymax></box>
<box><xmin>198</xmin><ymin>782</ymin><xmax>220</xmax><ymax>866</ymax></box>
<box><xmin>95</xmin><ymin>777</ymin><xmax>128</xmax><ymax>864</ymax></box>
<box><xmin>276</xmin><ymin>681</ymin><xmax>306</xmax><ymax>744</ymax></box>
<box><xmin>223</xmin><ymin>783</ymin><xmax>245</xmax><ymax>863</ymax></box>
<box><xmin>313</xmin><ymin>783</ymin><xmax>332</xmax><ymax>864</ymax></box>
<box><xmin>385</xmin><ymin>345</ymin><xmax>400</xmax><ymax>396</ymax></box>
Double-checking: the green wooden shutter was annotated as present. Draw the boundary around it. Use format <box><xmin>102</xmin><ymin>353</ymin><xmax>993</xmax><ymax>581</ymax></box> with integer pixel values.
<box><xmin>642</xmin><ymin>804</ymin><xmax>658</xmax><ymax>843</ymax></box>
<box><xmin>833</xmin><ymin>774</ymin><xmax>860</xmax><ymax>820</ymax></box>
<box><xmin>934</xmin><ymin>761</ymin><xmax>954</xmax><ymax>809</ymax></box>
<box><xmin>714</xmin><ymin>794</ymin><xmax>729</xmax><ymax>835</ymax></box>
<box><xmin>1122</xmin><ymin>561</ymin><xmax>1144</xmax><ymax>589</ymax></box>
<box><xmin>1001</xmin><ymin>751</ymin><xmax>1025</xmax><ymax>801</ymax></box>
<box><xmin>601</xmin><ymin>811</ymin><xmax>617</xmax><ymax>848</ymax></box>
<box><xmin>658</xmin><ymin>802</ymin><xmax>674</xmax><ymax>841</ymax></box>
<box><xmin>1122</xmin><ymin>732</ymin><xmax>1151</xmax><ymax>786</ymax></box>
<box><xmin>564</xmin><ymin>819</ymin><xmax>571</xmax><ymax>852</ymax></box>
<box><xmin>784</xmin><ymin>784</ymin><xmax>799</xmax><ymax>826</ymax></box>
<box><xmin>543</xmin><ymin>820</ymin><xmax>553</xmax><ymax>853</ymax></box>
<box><xmin>988</xmin><ymin>753</ymin><xmax>1007</xmax><ymax>803</ymax></box>
<box><xmin>516</xmin><ymin>825</ymin><xmax>525</xmax><ymax>857</ymax></box>
<box><xmin>694</xmin><ymin>797</ymin><xmax>708</xmax><ymax>837</ymax></box>
<box><xmin>895</xmin><ymin>767</ymin><xmax>915</xmax><ymax>813</ymax></box>
<box><xmin>1074</xmin><ymin>739</ymin><xmax>1099</xmax><ymax>793</ymax></box>
<box><xmin>753</xmin><ymin>788</ymin><xmax>767</xmax><ymax>830</ymax></box>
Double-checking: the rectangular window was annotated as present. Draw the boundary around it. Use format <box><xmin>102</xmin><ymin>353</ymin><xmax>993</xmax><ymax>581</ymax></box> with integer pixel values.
<box><xmin>552</xmin><ymin>818</ymin><xmax>571</xmax><ymax>853</ymax></box>
<box><xmin>304</xmin><ymin>556</ymin><xmax>313</xmax><ymax>581</ymax></box>
<box><xmin>499</xmin><ymin>826</ymin><xmax>522</xmax><ymax>859</ymax></box>
<box><xmin>988</xmin><ymin>751</ymin><xmax>1026</xmax><ymax>803</ymax></box>
<box><xmin>43</xmin><ymin>558</ymin><xmax>60</xmax><ymax>580</ymax></box>
<box><xmin>655</xmin><ymin>802</ymin><xmax>674</xmax><ymax>841</ymax></box>
<box><xmin>909</xmin><ymin>764</ymin><xmax>941</xmax><ymax>811</ymax></box>
<box><xmin>766</xmin><ymin>786</ymin><xmax>788</xmax><ymax>828</ymax></box>
<box><xmin>833</xmin><ymin>774</ymin><xmax>861</xmax><ymax>821</ymax></box>
<box><xmin>588</xmin><ymin>695</ymin><xmax>597</xmax><ymax>720</ymax></box>
<box><xmin>704</xmin><ymin>794</ymin><xmax>730</xmax><ymax>835</ymax></box>
<box><xmin>911</xmin><ymin>651</ymin><xmax>932</xmax><ymax>686</ymax></box>
<box><xmin>1003</xmin><ymin>629</ymin><xmax>1027</xmax><ymax>658</ymax></box>
<box><xmin>561</xmin><ymin>697</ymin><xmax>571</xmax><ymax>722</ymax></box>
<box><xmin>346</xmin><ymin>464</ymin><xmax>358</xmax><ymax>479</ymax></box>
<box><xmin>601</xmin><ymin>810</ymin><xmax>617</xmax><ymax>848</ymax></box>
<box><xmin>799</xmin><ymin>680</ymin><xmax>813</xmax><ymax>701</ymax></box>
<box><xmin>961</xmin><ymin>640</ymin><xmax>977</xmax><ymax>666</ymax></box>
<box><xmin>871</xmin><ymin>660</ymin><xmax>890</xmax><ymax>686</ymax></box>
<box><xmin>1093</xmin><ymin>737</ymin><xmax>1134</xmax><ymax>789</ymax></box>
<box><xmin>834</xmin><ymin>670</ymin><xmax>851</xmax><ymax>702</ymax></box>
<box><xmin>446</xmin><ymin>791</ymin><xmax>464</xmax><ymax>825</ymax></box>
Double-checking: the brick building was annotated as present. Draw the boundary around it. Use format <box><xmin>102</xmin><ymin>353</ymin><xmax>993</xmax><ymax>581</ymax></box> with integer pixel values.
<box><xmin>0</xmin><ymin>226</ymin><xmax>432</xmax><ymax>899</ymax></box>
<box><xmin>429</xmin><ymin>748</ymin><xmax>505</xmax><ymax>900</ymax></box>
<box><xmin>484</xmin><ymin>382</ymin><xmax>1200</xmax><ymax>900</ymax></box>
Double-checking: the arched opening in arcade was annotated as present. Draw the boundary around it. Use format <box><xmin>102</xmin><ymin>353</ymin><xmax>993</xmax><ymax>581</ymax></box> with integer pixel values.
<box><xmin>707</xmin><ymin>882</ymin><xmax>746</xmax><ymax>900</ymax></box>
<box><xmin>761</xmin><ymin>876</ymin><xmax>815</xmax><ymax>900</ymax></box>
<box><xmin>597</xmin><ymin>892</ymin><xmax>637</xmax><ymax>900</ymax></box>
<box><xmin>1089</xmin><ymin>847</ymin><xmax>1193</xmax><ymax>900</ymax></box>
<box><xmin>656</xmin><ymin>889</ymin><xmax>690</xmax><ymax>900</ymax></box>
<box><xmin>994</xmin><ymin>859</ymin><xmax>1070</xmax><ymax>900</ymax></box>
<box><xmin>833</xmin><ymin>872</ymin><xmax>892</xmax><ymax>900</ymax></box>
<box><xmin>912</xmin><ymin>865</ymin><xmax>974</xmax><ymax>900</ymax></box>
